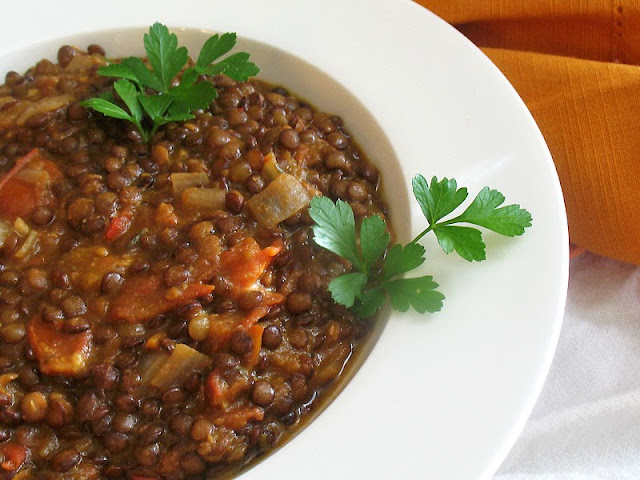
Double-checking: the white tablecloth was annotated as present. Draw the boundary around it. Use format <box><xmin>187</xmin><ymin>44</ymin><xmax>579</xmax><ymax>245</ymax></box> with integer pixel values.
<box><xmin>495</xmin><ymin>253</ymin><xmax>640</xmax><ymax>479</ymax></box>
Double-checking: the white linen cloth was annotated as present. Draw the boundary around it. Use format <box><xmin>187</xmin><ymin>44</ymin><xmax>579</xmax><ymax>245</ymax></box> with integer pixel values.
<box><xmin>495</xmin><ymin>253</ymin><xmax>640</xmax><ymax>480</ymax></box>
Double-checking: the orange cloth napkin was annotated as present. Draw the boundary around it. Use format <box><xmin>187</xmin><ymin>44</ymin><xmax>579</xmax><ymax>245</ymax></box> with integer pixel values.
<box><xmin>416</xmin><ymin>0</ymin><xmax>640</xmax><ymax>265</ymax></box>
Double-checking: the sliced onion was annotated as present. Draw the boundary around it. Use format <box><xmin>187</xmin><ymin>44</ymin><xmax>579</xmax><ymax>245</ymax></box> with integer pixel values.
<box><xmin>181</xmin><ymin>187</ymin><xmax>226</xmax><ymax>211</ymax></box>
<box><xmin>13</xmin><ymin>217</ymin><xmax>30</xmax><ymax>237</ymax></box>
<box><xmin>64</xmin><ymin>54</ymin><xmax>105</xmax><ymax>72</ymax></box>
<box><xmin>149</xmin><ymin>344</ymin><xmax>211</xmax><ymax>390</ymax></box>
<box><xmin>15</xmin><ymin>94</ymin><xmax>73</xmax><ymax>126</ymax></box>
<box><xmin>0</xmin><ymin>220</ymin><xmax>13</xmax><ymax>247</ymax></box>
<box><xmin>262</xmin><ymin>152</ymin><xmax>282</xmax><ymax>181</ymax></box>
<box><xmin>170</xmin><ymin>172</ymin><xmax>210</xmax><ymax>196</ymax></box>
<box><xmin>13</xmin><ymin>230</ymin><xmax>38</xmax><ymax>260</ymax></box>
<box><xmin>247</xmin><ymin>173</ymin><xmax>311</xmax><ymax>227</ymax></box>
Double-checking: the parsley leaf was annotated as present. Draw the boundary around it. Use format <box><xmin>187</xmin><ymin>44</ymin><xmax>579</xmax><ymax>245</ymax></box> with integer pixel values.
<box><xmin>310</xmin><ymin>196</ymin><xmax>441</xmax><ymax>319</ymax></box>
<box><xmin>383</xmin><ymin>243</ymin><xmax>425</xmax><ymax>280</ymax></box>
<box><xmin>309</xmin><ymin>197</ymin><xmax>362</xmax><ymax>269</ymax></box>
<box><xmin>360</xmin><ymin>215</ymin><xmax>389</xmax><ymax>271</ymax></box>
<box><xmin>144</xmin><ymin>22</ymin><xmax>189</xmax><ymax>92</ymax></box>
<box><xmin>112</xmin><ymin>79</ymin><xmax>142</xmax><ymax>126</ymax></box>
<box><xmin>384</xmin><ymin>276</ymin><xmax>444</xmax><ymax>313</ymax></box>
<box><xmin>196</xmin><ymin>33</ymin><xmax>237</xmax><ymax>71</ymax></box>
<box><xmin>168</xmin><ymin>77</ymin><xmax>218</xmax><ymax>114</ymax></box>
<box><xmin>309</xmin><ymin>176</ymin><xmax>532</xmax><ymax>318</ymax></box>
<box><xmin>455</xmin><ymin>187</ymin><xmax>533</xmax><ymax>236</ymax></box>
<box><xmin>82</xmin><ymin>23</ymin><xmax>260</xmax><ymax>142</ymax></box>
<box><xmin>412</xmin><ymin>174</ymin><xmax>533</xmax><ymax>262</ymax></box>
<box><xmin>353</xmin><ymin>287</ymin><xmax>386</xmax><ymax>318</ymax></box>
<box><xmin>412</xmin><ymin>175</ymin><xmax>467</xmax><ymax>225</ymax></box>
<box><xmin>433</xmin><ymin>225</ymin><xmax>486</xmax><ymax>262</ymax></box>
<box><xmin>195</xmin><ymin>32</ymin><xmax>259</xmax><ymax>81</ymax></box>
<box><xmin>98</xmin><ymin>62</ymin><xmax>142</xmax><ymax>87</ymax></box>
<box><xmin>202</xmin><ymin>52</ymin><xmax>260</xmax><ymax>82</ymax></box>
<box><xmin>328</xmin><ymin>273</ymin><xmax>368</xmax><ymax>309</ymax></box>
<box><xmin>137</xmin><ymin>94</ymin><xmax>173</xmax><ymax>123</ymax></box>
<box><xmin>81</xmin><ymin>97</ymin><xmax>133</xmax><ymax>121</ymax></box>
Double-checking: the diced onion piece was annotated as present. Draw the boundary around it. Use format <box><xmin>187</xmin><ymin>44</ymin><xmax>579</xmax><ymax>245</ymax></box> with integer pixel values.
<box><xmin>171</xmin><ymin>172</ymin><xmax>209</xmax><ymax>196</ymax></box>
<box><xmin>139</xmin><ymin>351</ymin><xmax>167</xmax><ymax>387</ymax></box>
<box><xmin>64</xmin><ymin>54</ymin><xmax>106</xmax><ymax>72</ymax></box>
<box><xmin>15</xmin><ymin>94</ymin><xmax>73</xmax><ymax>126</ymax></box>
<box><xmin>247</xmin><ymin>173</ymin><xmax>311</xmax><ymax>227</ymax></box>
<box><xmin>149</xmin><ymin>344</ymin><xmax>211</xmax><ymax>390</ymax></box>
<box><xmin>0</xmin><ymin>220</ymin><xmax>13</xmax><ymax>247</ymax></box>
<box><xmin>13</xmin><ymin>230</ymin><xmax>38</xmax><ymax>259</ymax></box>
<box><xmin>262</xmin><ymin>152</ymin><xmax>282</xmax><ymax>181</ymax></box>
<box><xmin>181</xmin><ymin>187</ymin><xmax>226</xmax><ymax>211</ymax></box>
<box><xmin>312</xmin><ymin>341</ymin><xmax>352</xmax><ymax>387</ymax></box>
<box><xmin>13</xmin><ymin>217</ymin><xmax>29</xmax><ymax>237</ymax></box>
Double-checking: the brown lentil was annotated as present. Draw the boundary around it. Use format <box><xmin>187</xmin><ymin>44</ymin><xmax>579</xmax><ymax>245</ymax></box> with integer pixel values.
<box><xmin>51</xmin><ymin>448</ymin><xmax>82</xmax><ymax>472</ymax></box>
<box><xmin>262</xmin><ymin>325</ymin><xmax>283</xmax><ymax>350</ymax></box>
<box><xmin>20</xmin><ymin>391</ymin><xmax>48</xmax><ymax>423</ymax></box>
<box><xmin>251</xmin><ymin>380</ymin><xmax>275</xmax><ymax>407</ymax></box>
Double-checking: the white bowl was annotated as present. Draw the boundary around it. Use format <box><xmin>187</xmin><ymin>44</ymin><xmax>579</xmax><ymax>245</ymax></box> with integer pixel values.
<box><xmin>0</xmin><ymin>2</ymin><xmax>569</xmax><ymax>479</ymax></box>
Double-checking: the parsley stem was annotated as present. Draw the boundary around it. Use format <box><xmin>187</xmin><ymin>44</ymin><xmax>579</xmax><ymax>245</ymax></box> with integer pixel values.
<box><xmin>410</xmin><ymin>216</ymin><xmax>464</xmax><ymax>245</ymax></box>
<box><xmin>411</xmin><ymin>225</ymin><xmax>433</xmax><ymax>244</ymax></box>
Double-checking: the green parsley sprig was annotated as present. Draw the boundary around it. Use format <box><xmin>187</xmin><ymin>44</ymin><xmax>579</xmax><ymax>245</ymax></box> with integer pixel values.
<box><xmin>309</xmin><ymin>174</ymin><xmax>532</xmax><ymax>318</ymax></box>
<box><xmin>81</xmin><ymin>23</ymin><xmax>259</xmax><ymax>141</ymax></box>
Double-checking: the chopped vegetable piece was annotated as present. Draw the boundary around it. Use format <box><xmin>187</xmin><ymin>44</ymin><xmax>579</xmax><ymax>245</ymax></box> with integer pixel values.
<box><xmin>207</xmin><ymin>307</ymin><xmax>270</xmax><ymax>353</ymax></box>
<box><xmin>60</xmin><ymin>247</ymin><xmax>133</xmax><ymax>292</ymax></box>
<box><xmin>170</xmin><ymin>172</ymin><xmax>210</xmax><ymax>195</ymax></box>
<box><xmin>13</xmin><ymin>230</ymin><xmax>38</xmax><ymax>260</ymax></box>
<box><xmin>15</xmin><ymin>95</ymin><xmax>74</xmax><ymax>126</ymax></box>
<box><xmin>205</xmin><ymin>369</ymin><xmax>251</xmax><ymax>409</ymax></box>
<box><xmin>0</xmin><ymin>220</ymin><xmax>12</xmax><ymax>247</ymax></box>
<box><xmin>181</xmin><ymin>187</ymin><xmax>226</xmax><ymax>211</ymax></box>
<box><xmin>244</xmin><ymin>323</ymin><xmax>264</xmax><ymax>369</ymax></box>
<box><xmin>138</xmin><ymin>351</ymin><xmax>168</xmax><ymax>387</ymax></box>
<box><xmin>1</xmin><ymin>443</ymin><xmax>27</xmax><ymax>472</ymax></box>
<box><xmin>13</xmin><ymin>217</ymin><xmax>30</xmax><ymax>237</ymax></box>
<box><xmin>0</xmin><ymin>149</ymin><xmax>39</xmax><ymax>191</ymax></box>
<box><xmin>212</xmin><ymin>405</ymin><xmax>264</xmax><ymax>430</ymax></box>
<box><xmin>219</xmin><ymin>237</ymin><xmax>282</xmax><ymax>297</ymax></box>
<box><xmin>312</xmin><ymin>341</ymin><xmax>352</xmax><ymax>387</ymax></box>
<box><xmin>0</xmin><ymin>373</ymin><xmax>18</xmax><ymax>405</ymax></box>
<box><xmin>0</xmin><ymin>149</ymin><xmax>62</xmax><ymax>221</ymax></box>
<box><xmin>261</xmin><ymin>152</ymin><xmax>282</xmax><ymax>181</ymax></box>
<box><xmin>104</xmin><ymin>211</ymin><xmax>132</xmax><ymax>241</ymax></box>
<box><xmin>150</xmin><ymin>344</ymin><xmax>211</xmax><ymax>390</ymax></box>
<box><xmin>26</xmin><ymin>316</ymin><xmax>92</xmax><ymax>376</ymax></box>
<box><xmin>247</xmin><ymin>173</ymin><xmax>311</xmax><ymax>227</ymax></box>
<box><xmin>0</xmin><ymin>94</ymin><xmax>73</xmax><ymax>128</ymax></box>
<box><xmin>107</xmin><ymin>272</ymin><xmax>214</xmax><ymax>323</ymax></box>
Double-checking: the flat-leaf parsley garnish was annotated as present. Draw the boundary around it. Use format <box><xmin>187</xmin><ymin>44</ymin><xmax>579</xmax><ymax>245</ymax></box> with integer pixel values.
<box><xmin>81</xmin><ymin>22</ymin><xmax>259</xmax><ymax>142</ymax></box>
<box><xmin>309</xmin><ymin>174</ymin><xmax>532</xmax><ymax>318</ymax></box>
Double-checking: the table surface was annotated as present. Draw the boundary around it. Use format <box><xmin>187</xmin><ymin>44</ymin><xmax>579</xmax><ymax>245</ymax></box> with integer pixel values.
<box><xmin>495</xmin><ymin>252</ymin><xmax>640</xmax><ymax>480</ymax></box>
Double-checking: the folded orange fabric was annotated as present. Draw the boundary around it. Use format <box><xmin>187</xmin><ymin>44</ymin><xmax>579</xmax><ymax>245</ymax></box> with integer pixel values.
<box><xmin>416</xmin><ymin>0</ymin><xmax>640</xmax><ymax>265</ymax></box>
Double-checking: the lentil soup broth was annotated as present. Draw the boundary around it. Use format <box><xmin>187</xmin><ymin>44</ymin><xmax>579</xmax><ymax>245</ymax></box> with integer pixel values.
<box><xmin>0</xmin><ymin>28</ymin><xmax>406</xmax><ymax>478</ymax></box>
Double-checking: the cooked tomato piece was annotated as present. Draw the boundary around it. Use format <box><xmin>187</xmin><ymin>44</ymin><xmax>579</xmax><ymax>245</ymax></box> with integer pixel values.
<box><xmin>212</xmin><ymin>405</ymin><xmax>264</xmax><ymax>430</ymax></box>
<box><xmin>1</xmin><ymin>443</ymin><xmax>28</xmax><ymax>472</ymax></box>
<box><xmin>219</xmin><ymin>237</ymin><xmax>282</xmax><ymax>297</ymax></box>
<box><xmin>26</xmin><ymin>316</ymin><xmax>92</xmax><ymax>376</ymax></box>
<box><xmin>107</xmin><ymin>272</ymin><xmax>214</xmax><ymax>323</ymax></box>
<box><xmin>0</xmin><ymin>149</ymin><xmax>62</xmax><ymax>220</ymax></box>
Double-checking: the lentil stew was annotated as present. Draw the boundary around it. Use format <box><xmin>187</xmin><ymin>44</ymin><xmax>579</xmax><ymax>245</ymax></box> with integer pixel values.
<box><xmin>0</xmin><ymin>40</ymin><xmax>389</xmax><ymax>479</ymax></box>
